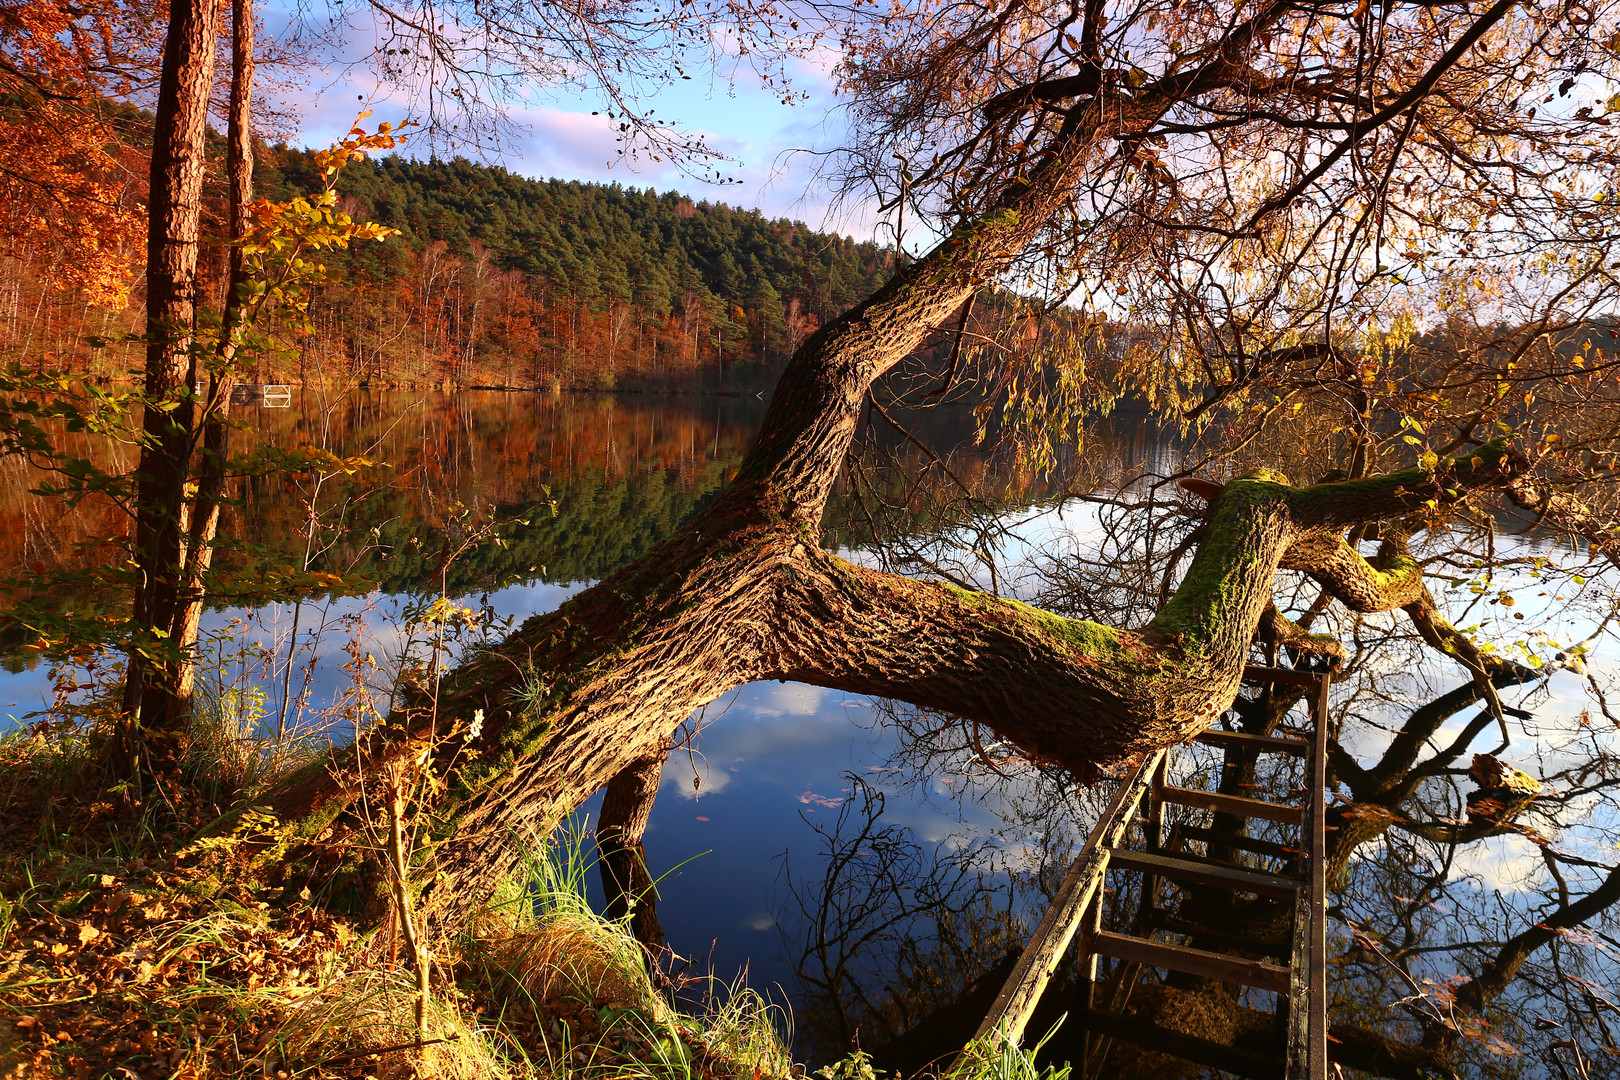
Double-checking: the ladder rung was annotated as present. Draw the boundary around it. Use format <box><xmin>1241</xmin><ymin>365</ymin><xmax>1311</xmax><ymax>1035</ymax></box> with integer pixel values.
<box><xmin>1241</xmin><ymin>664</ymin><xmax>1330</xmax><ymax>688</ymax></box>
<box><xmin>1195</xmin><ymin>729</ymin><xmax>1310</xmax><ymax>757</ymax></box>
<box><xmin>1170</xmin><ymin>844</ymin><xmax>1299</xmax><ymax>881</ymax></box>
<box><xmin>1180</xmin><ymin>824</ymin><xmax>1303</xmax><ymax>863</ymax></box>
<box><xmin>1160</xmin><ymin>785</ymin><xmax>1303</xmax><ymax>826</ymax></box>
<box><xmin>1105</xmin><ymin>848</ymin><xmax>1302</xmax><ymax>900</ymax></box>
<box><xmin>1146</xmin><ymin>910</ymin><xmax>1290</xmax><ymax>960</ymax></box>
<box><xmin>1091</xmin><ymin>930</ymin><xmax>1292</xmax><ymax>993</ymax></box>
<box><xmin>1083</xmin><ymin>1007</ymin><xmax>1286</xmax><ymax>1080</ymax></box>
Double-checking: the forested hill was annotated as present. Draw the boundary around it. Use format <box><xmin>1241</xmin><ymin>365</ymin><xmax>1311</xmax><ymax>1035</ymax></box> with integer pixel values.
<box><xmin>251</xmin><ymin>149</ymin><xmax>896</xmax><ymax>389</ymax></box>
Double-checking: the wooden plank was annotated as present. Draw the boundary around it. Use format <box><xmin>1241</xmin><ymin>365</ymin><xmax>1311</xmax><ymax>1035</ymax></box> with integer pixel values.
<box><xmin>1284</xmin><ymin>672</ymin><xmax>1333</xmax><ymax>1079</ymax></box>
<box><xmin>1195</xmin><ymin>729</ymin><xmax>1310</xmax><ymax>757</ymax></box>
<box><xmin>1157</xmin><ymin>842</ymin><xmax>1294</xmax><ymax>882</ymax></box>
<box><xmin>1084</xmin><ymin>1008</ymin><xmax>1286</xmax><ymax>1080</ymax></box>
<box><xmin>1160</xmin><ymin>784</ymin><xmax>1304</xmax><ymax>826</ymax></box>
<box><xmin>1284</xmin><ymin>858</ymin><xmax>1311</xmax><ymax>1079</ymax></box>
<box><xmin>1242</xmin><ymin>664</ymin><xmax>1331</xmax><ymax>689</ymax></box>
<box><xmin>1308</xmin><ymin>675</ymin><xmax>1331</xmax><ymax>1078</ymax></box>
<box><xmin>1142</xmin><ymin>754</ymin><xmax>1168</xmax><ymax>926</ymax></box>
<box><xmin>1105</xmin><ymin>848</ymin><xmax>1302</xmax><ymax>900</ymax></box>
<box><xmin>1091</xmin><ymin>931</ymin><xmax>1291</xmax><ymax>993</ymax></box>
<box><xmin>1077</xmin><ymin>891</ymin><xmax>1104</xmax><ymax>1070</ymax></box>
<box><xmin>1145</xmin><ymin>910</ymin><xmax>1290</xmax><ymax>960</ymax></box>
<box><xmin>1179</xmin><ymin>824</ymin><xmax>1303</xmax><ymax>864</ymax></box>
<box><xmin>973</xmin><ymin>748</ymin><xmax>1166</xmax><ymax>1046</ymax></box>
<box><xmin>1147</xmin><ymin>753</ymin><xmax>1168</xmax><ymax>852</ymax></box>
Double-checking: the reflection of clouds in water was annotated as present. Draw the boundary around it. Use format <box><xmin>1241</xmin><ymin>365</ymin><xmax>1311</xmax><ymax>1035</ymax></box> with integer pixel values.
<box><xmin>991</xmin><ymin>837</ymin><xmax>1046</xmax><ymax>874</ymax></box>
<box><xmin>665</xmin><ymin>756</ymin><xmax>733</xmax><ymax>800</ymax></box>
<box><xmin>0</xmin><ymin>577</ymin><xmax>596</xmax><ymax>734</ymax></box>
<box><xmin>184</xmin><ymin>578</ymin><xmax>594</xmax><ymax>742</ymax></box>
<box><xmin>742</xmin><ymin>913</ymin><xmax>775</xmax><ymax>932</ymax></box>
<box><xmin>883</xmin><ymin>769</ymin><xmax>1056</xmax><ymax>854</ymax></box>
<box><xmin>915</xmin><ymin>826</ymin><xmax>977</xmax><ymax>852</ymax></box>
<box><xmin>653</xmin><ymin>678</ymin><xmax>1058</xmax><ymax>873</ymax></box>
<box><xmin>661</xmin><ymin>682</ymin><xmax>880</xmax><ymax>801</ymax></box>
<box><xmin>753</xmin><ymin>682</ymin><xmax>827</xmax><ymax>717</ymax></box>
<box><xmin>1449</xmin><ymin>832</ymin><xmax>1546</xmax><ymax>894</ymax></box>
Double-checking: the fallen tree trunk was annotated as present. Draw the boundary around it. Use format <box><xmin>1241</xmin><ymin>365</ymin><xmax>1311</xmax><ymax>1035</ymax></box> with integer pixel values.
<box><xmin>255</xmin><ymin>4</ymin><xmax>1531</xmax><ymax>922</ymax></box>
<box><xmin>263</xmin><ymin>442</ymin><xmax>1524</xmax><ymax>925</ymax></box>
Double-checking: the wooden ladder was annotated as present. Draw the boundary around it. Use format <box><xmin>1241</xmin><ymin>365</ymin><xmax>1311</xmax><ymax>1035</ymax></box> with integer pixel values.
<box><xmin>972</xmin><ymin>664</ymin><xmax>1331</xmax><ymax>1080</ymax></box>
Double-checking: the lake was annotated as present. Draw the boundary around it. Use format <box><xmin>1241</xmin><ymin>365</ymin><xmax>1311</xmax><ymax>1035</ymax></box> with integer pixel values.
<box><xmin>0</xmin><ymin>390</ymin><xmax>1614</xmax><ymax>1077</ymax></box>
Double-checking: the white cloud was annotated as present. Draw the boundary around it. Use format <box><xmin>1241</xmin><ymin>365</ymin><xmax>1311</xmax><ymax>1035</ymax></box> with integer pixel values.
<box><xmin>664</xmin><ymin>754</ymin><xmax>733</xmax><ymax>800</ymax></box>
<box><xmin>1450</xmin><ymin>833</ymin><xmax>1545</xmax><ymax>894</ymax></box>
<box><xmin>760</xmin><ymin>683</ymin><xmax>826</xmax><ymax>717</ymax></box>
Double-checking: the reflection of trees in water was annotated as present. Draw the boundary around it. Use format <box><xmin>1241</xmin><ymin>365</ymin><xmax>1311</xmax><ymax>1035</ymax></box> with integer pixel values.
<box><xmin>789</xmin><ymin>429</ymin><xmax>1620</xmax><ymax>1079</ymax></box>
<box><xmin>0</xmin><ymin>393</ymin><xmax>769</xmax><ymax>648</ymax></box>
<box><xmin>774</xmin><ymin>695</ymin><xmax>1138</xmax><ymax>1066</ymax></box>
<box><xmin>776</xmin><ymin>773</ymin><xmax>1052</xmax><ymax>1065</ymax></box>
<box><xmin>1321</xmin><ymin>669</ymin><xmax>1620</xmax><ymax>1079</ymax></box>
<box><xmin>776</xmin><ymin>676</ymin><xmax>1619</xmax><ymax>1078</ymax></box>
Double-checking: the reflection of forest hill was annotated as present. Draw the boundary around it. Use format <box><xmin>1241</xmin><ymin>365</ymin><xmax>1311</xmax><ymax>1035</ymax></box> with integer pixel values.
<box><xmin>0</xmin><ymin>393</ymin><xmax>771</xmax><ymax>620</ymax></box>
<box><xmin>5</xmin><ymin>391</ymin><xmax>1133</xmax><ymax>606</ymax></box>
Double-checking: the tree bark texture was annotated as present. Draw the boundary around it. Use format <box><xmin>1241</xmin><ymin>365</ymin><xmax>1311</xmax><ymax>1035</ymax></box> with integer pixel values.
<box><xmin>169</xmin><ymin>0</ymin><xmax>254</xmax><ymax>706</ymax></box>
<box><xmin>262</xmin><ymin>2</ymin><xmax>1531</xmax><ymax>925</ymax></box>
<box><xmin>123</xmin><ymin>0</ymin><xmax>224</xmax><ymax>743</ymax></box>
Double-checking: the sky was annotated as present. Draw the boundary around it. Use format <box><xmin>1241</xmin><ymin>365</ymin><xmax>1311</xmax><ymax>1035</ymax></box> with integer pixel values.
<box><xmin>263</xmin><ymin>5</ymin><xmax>881</xmax><ymax>240</ymax></box>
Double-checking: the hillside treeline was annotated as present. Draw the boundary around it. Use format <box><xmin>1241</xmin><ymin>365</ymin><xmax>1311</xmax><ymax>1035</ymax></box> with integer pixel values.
<box><xmin>265</xmin><ymin>154</ymin><xmax>895</xmax><ymax>389</ymax></box>
<box><xmin>0</xmin><ymin>139</ymin><xmax>895</xmax><ymax>390</ymax></box>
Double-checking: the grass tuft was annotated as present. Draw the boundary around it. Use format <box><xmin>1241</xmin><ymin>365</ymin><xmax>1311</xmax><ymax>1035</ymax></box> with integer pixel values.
<box><xmin>464</xmin><ymin>825</ymin><xmax>795</xmax><ymax>1080</ymax></box>
<box><xmin>271</xmin><ymin>967</ymin><xmax>512</xmax><ymax>1079</ymax></box>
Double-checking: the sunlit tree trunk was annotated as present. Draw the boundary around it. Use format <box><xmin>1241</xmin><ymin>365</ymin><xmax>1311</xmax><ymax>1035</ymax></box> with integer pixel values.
<box><xmin>121</xmin><ymin>0</ymin><xmax>224</xmax><ymax>761</ymax></box>
<box><xmin>168</xmin><ymin>0</ymin><xmax>255</xmax><ymax>711</ymax></box>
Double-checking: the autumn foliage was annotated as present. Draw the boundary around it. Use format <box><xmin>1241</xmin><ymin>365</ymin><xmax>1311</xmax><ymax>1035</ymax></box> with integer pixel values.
<box><xmin>0</xmin><ymin>0</ymin><xmax>151</xmax><ymax>307</ymax></box>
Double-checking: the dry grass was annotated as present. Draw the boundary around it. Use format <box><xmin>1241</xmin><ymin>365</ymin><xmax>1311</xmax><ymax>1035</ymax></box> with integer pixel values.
<box><xmin>0</xmin><ymin>673</ymin><xmax>796</xmax><ymax>1080</ymax></box>
<box><xmin>270</xmin><ymin>968</ymin><xmax>512</xmax><ymax>1080</ymax></box>
<box><xmin>460</xmin><ymin>827</ymin><xmax>795</xmax><ymax>1080</ymax></box>
<box><xmin>0</xmin><ymin>774</ymin><xmax>796</xmax><ymax>1080</ymax></box>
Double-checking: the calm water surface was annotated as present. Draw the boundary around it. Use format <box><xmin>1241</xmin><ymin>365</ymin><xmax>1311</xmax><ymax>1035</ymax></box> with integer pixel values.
<box><xmin>0</xmin><ymin>390</ymin><xmax>1614</xmax><ymax>1076</ymax></box>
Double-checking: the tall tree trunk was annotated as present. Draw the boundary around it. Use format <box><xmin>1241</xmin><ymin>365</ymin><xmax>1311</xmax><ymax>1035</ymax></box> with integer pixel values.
<box><xmin>121</xmin><ymin>0</ymin><xmax>224</xmax><ymax>764</ymax></box>
<box><xmin>170</xmin><ymin>0</ymin><xmax>255</xmax><ymax>709</ymax></box>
